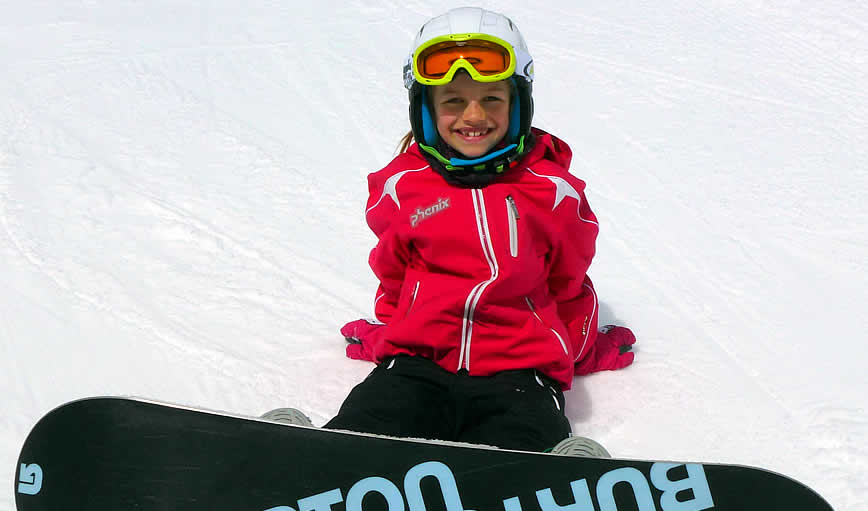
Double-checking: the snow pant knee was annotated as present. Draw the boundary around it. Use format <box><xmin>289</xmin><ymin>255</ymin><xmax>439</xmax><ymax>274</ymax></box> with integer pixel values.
<box><xmin>324</xmin><ymin>356</ymin><xmax>456</xmax><ymax>441</ymax></box>
<box><xmin>456</xmin><ymin>369</ymin><xmax>572</xmax><ymax>452</ymax></box>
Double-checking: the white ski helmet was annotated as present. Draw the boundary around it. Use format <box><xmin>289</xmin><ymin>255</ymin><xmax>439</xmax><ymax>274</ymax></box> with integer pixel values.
<box><xmin>403</xmin><ymin>7</ymin><xmax>535</xmax><ymax>183</ymax></box>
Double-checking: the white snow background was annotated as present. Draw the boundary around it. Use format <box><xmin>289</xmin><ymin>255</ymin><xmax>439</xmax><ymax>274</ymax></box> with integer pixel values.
<box><xmin>2</xmin><ymin>1</ymin><xmax>866</xmax><ymax>509</ymax></box>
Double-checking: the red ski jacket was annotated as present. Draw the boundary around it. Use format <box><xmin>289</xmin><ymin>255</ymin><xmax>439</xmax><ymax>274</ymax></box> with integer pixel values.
<box><xmin>359</xmin><ymin>130</ymin><xmax>601</xmax><ymax>389</ymax></box>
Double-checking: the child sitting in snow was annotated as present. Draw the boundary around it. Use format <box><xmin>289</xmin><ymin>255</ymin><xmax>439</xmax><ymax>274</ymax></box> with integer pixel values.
<box><xmin>267</xmin><ymin>7</ymin><xmax>636</xmax><ymax>456</ymax></box>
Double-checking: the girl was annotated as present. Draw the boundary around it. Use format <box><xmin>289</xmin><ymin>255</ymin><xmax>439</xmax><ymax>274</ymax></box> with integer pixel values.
<box><xmin>269</xmin><ymin>7</ymin><xmax>637</xmax><ymax>456</ymax></box>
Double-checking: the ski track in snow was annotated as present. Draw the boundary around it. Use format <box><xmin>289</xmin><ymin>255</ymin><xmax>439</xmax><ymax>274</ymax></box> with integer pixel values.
<box><xmin>2</xmin><ymin>2</ymin><xmax>867</xmax><ymax>510</ymax></box>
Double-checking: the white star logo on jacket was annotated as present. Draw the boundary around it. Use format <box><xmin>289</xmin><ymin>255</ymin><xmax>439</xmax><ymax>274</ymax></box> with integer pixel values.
<box><xmin>528</xmin><ymin>169</ymin><xmax>599</xmax><ymax>226</ymax></box>
<box><xmin>366</xmin><ymin>166</ymin><xmax>429</xmax><ymax>213</ymax></box>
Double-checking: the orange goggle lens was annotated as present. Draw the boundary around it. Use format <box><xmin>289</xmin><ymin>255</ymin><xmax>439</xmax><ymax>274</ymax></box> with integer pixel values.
<box><xmin>416</xmin><ymin>40</ymin><xmax>512</xmax><ymax>80</ymax></box>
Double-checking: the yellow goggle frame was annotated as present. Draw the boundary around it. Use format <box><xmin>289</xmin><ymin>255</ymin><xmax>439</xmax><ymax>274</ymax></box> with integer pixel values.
<box><xmin>410</xmin><ymin>33</ymin><xmax>519</xmax><ymax>87</ymax></box>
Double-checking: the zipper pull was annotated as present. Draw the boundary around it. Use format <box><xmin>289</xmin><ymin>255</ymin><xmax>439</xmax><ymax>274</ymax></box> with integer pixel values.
<box><xmin>506</xmin><ymin>195</ymin><xmax>520</xmax><ymax>219</ymax></box>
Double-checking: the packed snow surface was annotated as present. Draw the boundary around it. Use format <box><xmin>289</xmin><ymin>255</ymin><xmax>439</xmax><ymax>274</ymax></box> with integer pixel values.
<box><xmin>2</xmin><ymin>1</ymin><xmax>866</xmax><ymax>510</ymax></box>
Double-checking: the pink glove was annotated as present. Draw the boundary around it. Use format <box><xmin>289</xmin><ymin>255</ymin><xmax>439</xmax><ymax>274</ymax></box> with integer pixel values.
<box><xmin>594</xmin><ymin>325</ymin><xmax>636</xmax><ymax>371</ymax></box>
<box><xmin>341</xmin><ymin>318</ymin><xmax>385</xmax><ymax>361</ymax></box>
<box><xmin>575</xmin><ymin>325</ymin><xmax>636</xmax><ymax>375</ymax></box>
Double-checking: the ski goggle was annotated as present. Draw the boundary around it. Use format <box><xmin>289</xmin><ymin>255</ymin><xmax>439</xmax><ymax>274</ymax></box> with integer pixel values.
<box><xmin>404</xmin><ymin>34</ymin><xmax>533</xmax><ymax>89</ymax></box>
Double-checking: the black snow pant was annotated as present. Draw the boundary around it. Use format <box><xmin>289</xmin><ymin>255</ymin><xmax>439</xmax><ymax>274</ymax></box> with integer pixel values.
<box><xmin>324</xmin><ymin>355</ymin><xmax>572</xmax><ymax>452</ymax></box>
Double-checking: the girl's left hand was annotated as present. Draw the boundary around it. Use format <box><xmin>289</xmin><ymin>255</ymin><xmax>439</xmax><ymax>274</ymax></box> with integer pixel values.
<box><xmin>593</xmin><ymin>325</ymin><xmax>636</xmax><ymax>371</ymax></box>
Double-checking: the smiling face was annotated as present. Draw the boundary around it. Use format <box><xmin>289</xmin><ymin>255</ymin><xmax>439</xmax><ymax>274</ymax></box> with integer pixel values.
<box><xmin>429</xmin><ymin>72</ymin><xmax>512</xmax><ymax>158</ymax></box>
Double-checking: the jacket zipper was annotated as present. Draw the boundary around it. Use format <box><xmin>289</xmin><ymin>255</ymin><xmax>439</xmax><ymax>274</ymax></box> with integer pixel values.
<box><xmin>525</xmin><ymin>296</ymin><xmax>569</xmax><ymax>355</ymax></box>
<box><xmin>459</xmin><ymin>189</ymin><xmax>499</xmax><ymax>371</ymax></box>
<box><xmin>506</xmin><ymin>195</ymin><xmax>519</xmax><ymax>258</ymax></box>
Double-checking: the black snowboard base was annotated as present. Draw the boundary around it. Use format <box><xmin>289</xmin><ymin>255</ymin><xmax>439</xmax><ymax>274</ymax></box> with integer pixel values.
<box><xmin>15</xmin><ymin>397</ymin><xmax>833</xmax><ymax>511</ymax></box>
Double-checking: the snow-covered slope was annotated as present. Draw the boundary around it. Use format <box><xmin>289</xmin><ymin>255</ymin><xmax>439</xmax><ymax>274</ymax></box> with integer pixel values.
<box><xmin>2</xmin><ymin>1</ymin><xmax>866</xmax><ymax>509</ymax></box>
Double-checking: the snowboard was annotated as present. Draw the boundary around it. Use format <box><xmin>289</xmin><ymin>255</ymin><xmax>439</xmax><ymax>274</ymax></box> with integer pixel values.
<box><xmin>15</xmin><ymin>397</ymin><xmax>833</xmax><ymax>511</ymax></box>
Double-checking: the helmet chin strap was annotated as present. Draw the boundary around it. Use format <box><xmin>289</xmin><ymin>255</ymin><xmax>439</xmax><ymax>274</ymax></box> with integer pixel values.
<box><xmin>418</xmin><ymin>134</ymin><xmax>529</xmax><ymax>174</ymax></box>
<box><xmin>442</xmin><ymin>143</ymin><xmax>518</xmax><ymax>166</ymax></box>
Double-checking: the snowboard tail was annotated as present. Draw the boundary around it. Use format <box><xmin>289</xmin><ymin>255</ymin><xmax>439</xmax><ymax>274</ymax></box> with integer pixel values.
<box><xmin>15</xmin><ymin>397</ymin><xmax>833</xmax><ymax>511</ymax></box>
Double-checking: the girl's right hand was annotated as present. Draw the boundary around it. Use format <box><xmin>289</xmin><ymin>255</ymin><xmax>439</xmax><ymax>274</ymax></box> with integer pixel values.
<box><xmin>341</xmin><ymin>318</ymin><xmax>385</xmax><ymax>361</ymax></box>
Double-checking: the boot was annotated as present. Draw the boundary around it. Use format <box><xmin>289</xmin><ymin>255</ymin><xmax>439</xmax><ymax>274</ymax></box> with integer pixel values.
<box><xmin>550</xmin><ymin>435</ymin><xmax>611</xmax><ymax>458</ymax></box>
<box><xmin>260</xmin><ymin>408</ymin><xmax>314</xmax><ymax>427</ymax></box>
